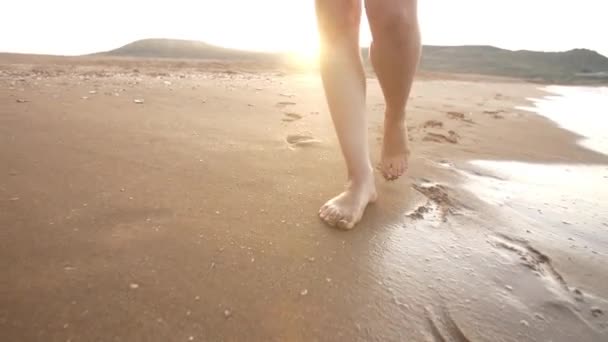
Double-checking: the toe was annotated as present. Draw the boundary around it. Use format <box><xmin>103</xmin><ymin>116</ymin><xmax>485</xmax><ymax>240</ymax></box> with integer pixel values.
<box><xmin>396</xmin><ymin>160</ymin><xmax>405</xmax><ymax>177</ymax></box>
<box><xmin>329</xmin><ymin>209</ymin><xmax>343</xmax><ymax>226</ymax></box>
<box><xmin>319</xmin><ymin>205</ymin><xmax>332</xmax><ymax>220</ymax></box>
<box><xmin>386</xmin><ymin>167</ymin><xmax>398</xmax><ymax>181</ymax></box>
<box><xmin>382</xmin><ymin>162</ymin><xmax>394</xmax><ymax>180</ymax></box>
<box><xmin>321</xmin><ymin>208</ymin><xmax>337</xmax><ymax>226</ymax></box>
<box><xmin>383</xmin><ymin>158</ymin><xmax>406</xmax><ymax>180</ymax></box>
<box><xmin>391</xmin><ymin>163</ymin><xmax>400</xmax><ymax>178</ymax></box>
<box><xmin>337</xmin><ymin>218</ymin><xmax>355</xmax><ymax>230</ymax></box>
<box><xmin>319</xmin><ymin>209</ymin><xmax>327</xmax><ymax>220</ymax></box>
<box><xmin>319</xmin><ymin>204</ymin><xmax>328</xmax><ymax>216</ymax></box>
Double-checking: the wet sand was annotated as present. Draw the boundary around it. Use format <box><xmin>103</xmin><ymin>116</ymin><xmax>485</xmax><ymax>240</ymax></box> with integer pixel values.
<box><xmin>1</xmin><ymin>56</ymin><xmax>607</xmax><ymax>341</ymax></box>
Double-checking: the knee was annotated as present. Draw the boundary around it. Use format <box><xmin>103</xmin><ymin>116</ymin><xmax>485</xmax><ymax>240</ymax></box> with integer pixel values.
<box><xmin>316</xmin><ymin>0</ymin><xmax>361</xmax><ymax>42</ymax></box>
<box><xmin>366</xmin><ymin>1</ymin><xmax>418</xmax><ymax>43</ymax></box>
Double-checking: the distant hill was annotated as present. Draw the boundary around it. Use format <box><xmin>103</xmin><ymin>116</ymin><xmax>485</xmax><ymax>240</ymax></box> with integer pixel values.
<box><xmin>97</xmin><ymin>38</ymin><xmax>284</xmax><ymax>62</ymax></box>
<box><xmin>99</xmin><ymin>39</ymin><xmax>608</xmax><ymax>84</ymax></box>
<box><xmin>418</xmin><ymin>45</ymin><xmax>608</xmax><ymax>84</ymax></box>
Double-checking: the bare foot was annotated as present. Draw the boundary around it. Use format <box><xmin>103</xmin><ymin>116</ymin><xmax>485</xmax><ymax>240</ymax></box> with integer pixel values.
<box><xmin>380</xmin><ymin>119</ymin><xmax>410</xmax><ymax>180</ymax></box>
<box><xmin>319</xmin><ymin>176</ymin><xmax>377</xmax><ymax>230</ymax></box>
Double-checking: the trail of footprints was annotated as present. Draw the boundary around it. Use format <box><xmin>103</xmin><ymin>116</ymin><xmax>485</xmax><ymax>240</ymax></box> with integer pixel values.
<box><xmin>417</xmin><ymin>108</ymin><xmax>504</xmax><ymax>145</ymax></box>
<box><xmin>277</xmin><ymin>99</ymin><xmax>321</xmax><ymax>148</ymax></box>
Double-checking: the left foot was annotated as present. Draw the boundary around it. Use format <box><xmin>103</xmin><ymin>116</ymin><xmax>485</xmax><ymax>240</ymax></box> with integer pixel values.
<box><xmin>319</xmin><ymin>174</ymin><xmax>377</xmax><ymax>230</ymax></box>
<box><xmin>380</xmin><ymin>119</ymin><xmax>410</xmax><ymax>180</ymax></box>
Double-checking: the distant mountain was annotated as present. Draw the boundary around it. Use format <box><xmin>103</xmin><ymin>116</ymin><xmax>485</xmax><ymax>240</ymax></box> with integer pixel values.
<box><xmin>99</xmin><ymin>39</ymin><xmax>608</xmax><ymax>84</ymax></box>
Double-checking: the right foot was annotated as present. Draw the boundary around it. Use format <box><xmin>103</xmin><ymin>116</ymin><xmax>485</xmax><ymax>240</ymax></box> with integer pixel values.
<box><xmin>380</xmin><ymin>118</ymin><xmax>410</xmax><ymax>181</ymax></box>
<box><xmin>319</xmin><ymin>176</ymin><xmax>377</xmax><ymax>230</ymax></box>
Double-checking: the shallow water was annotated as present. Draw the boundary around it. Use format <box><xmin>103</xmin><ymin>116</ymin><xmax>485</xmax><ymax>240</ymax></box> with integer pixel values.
<box><xmin>462</xmin><ymin>86</ymin><xmax>608</xmax><ymax>303</ymax></box>
<box><xmin>517</xmin><ymin>86</ymin><xmax>608</xmax><ymax>156</ymax></box>
<box><xmin>467</xmin><ymin>86</ymin><xmax>608</xmax><ymax>226</ymax></box>
<box><xmin>453</xmin><ymin>87</ymin><xmax>608</xmax><ymax>339</ymax></box>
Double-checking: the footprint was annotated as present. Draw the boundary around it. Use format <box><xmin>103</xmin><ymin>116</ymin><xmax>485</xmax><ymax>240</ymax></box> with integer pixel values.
<box><xmin>406</xmin><ymin>202</ymin><xmax>433</xmax><ymax>220</ymax></box>
<box><xmin>276</xmin><ymin>101</ymin><xmax>296</xmax><ymax>108</ymax></box>
<box><xmin>412</xmin><ymin>181</ymin><xmax>455</xmax><ymax>221</ymax></box>
<box><xmin>423</xmin><ymin>131</ymin><xmax>459</xmax><ymax>144</ymax></box>
<box><xmin>286</xmin><ymin>134</ymin><xmax>320</xmax><ymax>148</ymax></box>
<box><xmin>423</xmin><ymin>120</ymin><xmax>444</xmax><ymax>129</ymax></box>
<box><xmin>483</xmin><ymin>110</ymin><xmax>506</xmax><ymax>119</ymax></box>
<box><xmin>282</xmin><ymin>112</ymin><xmax>303</xmax><ymax>122</ymax></box>
<box><xmin>446</xmin><ymin>111</ymin><xmax>474</xmax><ymax>124</ymax></box>
<box><xmin>482</xmin><ymin>110</ymin><xmax>504</xmax><ymax>115</ymax></box>
<box><xmin>491</xmin><ymin>234</ymin><xmax>570</xmax><ymax>292</ymax></box>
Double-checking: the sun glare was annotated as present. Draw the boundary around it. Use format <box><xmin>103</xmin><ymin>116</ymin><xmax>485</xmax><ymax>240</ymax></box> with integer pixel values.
<box><xmin>288</xmin><ymin>39</ymin><xmax>321</xmax><ymax>67</ymax></box>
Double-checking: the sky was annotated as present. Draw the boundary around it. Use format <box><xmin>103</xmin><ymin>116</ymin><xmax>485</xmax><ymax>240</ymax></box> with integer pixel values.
<box><xmin>1</xmin><ymin>0</ymin><xmax>607</xmax><ymax>57</ymax></box>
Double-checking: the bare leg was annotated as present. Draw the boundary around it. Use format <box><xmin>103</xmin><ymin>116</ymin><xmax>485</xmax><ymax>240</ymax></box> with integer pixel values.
<box><xmin>315</xmin><ymin>0</ymin><xmax>377</xmax><ymax>229</ymax></box>
<box><xmin>366</xmin><ymin>0</ymin><xmax>421</xmax><ymax>180</ymax></box>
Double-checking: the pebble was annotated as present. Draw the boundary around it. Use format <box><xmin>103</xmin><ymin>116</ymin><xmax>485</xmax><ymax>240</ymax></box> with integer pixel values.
<box><xmin>188</xmin><ymin>336</ymin><xmax>194</xmax><ymax>341</ymax></box>
<box><xmin>16</xmin><ymin>98</ymin><xmax>28</xmax><ymax>103</ymax></box>
<box><xmin>223</xmin><ymin>309</ymin><xmax>232</xmax><ymax>318</ymax></box>
<box><xmin>300</xmin><ymin>289</ymin><xmax>308</xmax><ymax>296</ymax></box>
<box><xmin>134</xmin><ymin>99</ymin><xmax>144</xmax><ymax>104</ymax></box>
<box><xmin>195</xmin><ymin>296</ymin><xmax>200</xmax><ymax>300</ymax></box>
<box><xmin>129</xmin><ymin>283</ymin><xmax>139</xmax><ymax>289</ymax></box>
<box><xmin>505</xmin><ymin>285</ymin><xmax>513</xmax><ymax>291</ymax></box>
<box><xmin>89</xmin><ymin>90</ymin><xmax>97</xmax><ymax>94</ymax></box>
<box><xmin>520</xmin><ymin>320</ymin><xmax>529</xmax><ymax>327</ymax></box>
<box><xmin>307</xmin><ymin>257</ymin><xmax>315</xmax><ymax>262</ymax></box>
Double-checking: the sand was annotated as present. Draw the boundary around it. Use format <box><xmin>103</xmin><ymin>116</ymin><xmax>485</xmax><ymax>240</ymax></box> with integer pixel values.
<box><xmin>1</xmin><ymin>55</ymin><xmax>607</xmax><ymax>341</ymax></box>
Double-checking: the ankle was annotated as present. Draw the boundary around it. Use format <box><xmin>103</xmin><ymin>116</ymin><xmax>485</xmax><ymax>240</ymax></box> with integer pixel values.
<box><xmin>384</xmin><ymin>112</ymin><xmax>406</xmax><ymax>129</ymax></box>
<box><xmin>347</xmin><ymin>167</ymin><xmax>374</xmax><ymax>185</ymax></box>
